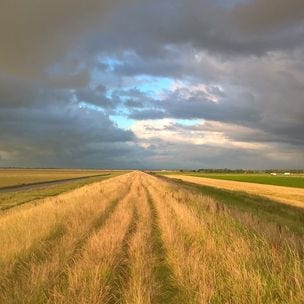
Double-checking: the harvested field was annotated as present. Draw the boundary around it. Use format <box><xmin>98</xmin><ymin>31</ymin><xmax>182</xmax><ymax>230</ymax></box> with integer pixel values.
<box><xmin>166</xmin><ymin>174</ymin><xmax>304</xmax><ymax>208</ymax></box>
<box><xmin>1</xmin><ymin>171</ymin><xmax>303</xmax><ymax>303</ymax></box>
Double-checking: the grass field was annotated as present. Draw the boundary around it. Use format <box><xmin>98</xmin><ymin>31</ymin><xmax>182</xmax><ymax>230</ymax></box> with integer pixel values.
<box><xmin>1</xmin><ymin>171</ymin><xmax>303</xmax><ymax>303</ymax></box>
<box><xmin>159</xmin><ymin>175</ymin><xmax>304</xmax><ymax>235</ymax></box>
<box><xmin>0</xmin><ymin>171</ymin><xmax>125</xmax><ymax>211</ymax></box>
<box><xmin>0</xmin><ymin>169</ymin><xmax>114</xmax><ymax>189</ymax></box>
<box><xmin>164</xmin><ymin>174</ymin><xmax>304</xmax><ymax>208</ymax></box>
<box><xmin>161</xmin><ymin>171</ymin><xmax>304</xmax><ymax>188</ymax></box>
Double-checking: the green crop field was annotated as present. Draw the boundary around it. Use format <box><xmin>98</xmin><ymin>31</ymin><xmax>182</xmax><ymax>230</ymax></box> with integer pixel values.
<box><xmin>160</xmin><ymin>172</ymin><xmax>304</xmax><ymax>188</ymax></box>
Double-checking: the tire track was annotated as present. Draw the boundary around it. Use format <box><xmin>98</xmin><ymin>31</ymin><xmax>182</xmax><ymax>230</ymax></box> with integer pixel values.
<box><xmin>142</xmin><ymin>174</ymin><xmax>188</xmax><ymax>303</ymax></box>
<box><xmin>119</xmin><ymin>177</ymin><xmax>156</xmax><ymax>304</ymax></box>
<box><xmin>49</xmin><ymin>174</ymin><xmax>140</xmax><ymax>304</ymax></box>
<box><xmin>145</xmin><ymin>173</ymin><xmax>216</xmax><ymax>302</ymax></box>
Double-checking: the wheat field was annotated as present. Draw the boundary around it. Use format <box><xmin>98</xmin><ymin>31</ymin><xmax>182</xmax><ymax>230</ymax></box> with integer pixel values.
<box><xmin>0</xmin><ymin>171</ymin><xmax>303</xmax><ymax>303</ymax></box>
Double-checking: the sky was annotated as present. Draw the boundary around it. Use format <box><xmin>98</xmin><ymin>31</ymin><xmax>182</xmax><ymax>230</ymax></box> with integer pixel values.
<box><xmin>0</xmin><ymin>0</ymin><xmax>303</xmax><ymax>169</ymax></box>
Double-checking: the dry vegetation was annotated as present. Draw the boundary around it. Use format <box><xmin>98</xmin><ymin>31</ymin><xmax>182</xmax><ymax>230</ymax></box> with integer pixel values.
<box><xmin>166</xmin><ymin>174</ymin><xmax>304</xmax><ymax>208</ymax></box>
<box><xmin>0</xmin><ymin>169</ymin><xmax>111</xmax><ymax>189</ymax></box>
<box><xmin>0</xmin><ymin>172</ymin><xmax>124</xmax><ymax>211</ymax></box>
<box><xmin>1</xmin><ymin>171</ymin><xmax>303</xmax><ymax>303</ymax></box>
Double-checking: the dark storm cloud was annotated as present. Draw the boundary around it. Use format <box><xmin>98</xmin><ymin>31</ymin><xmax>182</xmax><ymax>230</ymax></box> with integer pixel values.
<box><xmin>47</xmin><ymin>69</ymin><xmax>91</xmax><ymax>89</ymax></box>
<box><xmin>76</xmin><ymin>85</ymin><xmax>114</xmax><ymax>109</ymax></box>
<box><xmin>0</xmin><ymin>101</ymin><xmax>136</xmax><ymax>168</ymax></box>
<box><xmin>232</xmin><ymin>0</ymin><xmax>304</xmax><ymax>32</ymax></box>
<box><xmin>93</xmin><ymin>0</ymin><xmax>304</xmax><ymax>59</ymax></box>
<box><xmin>0</xmin><ymin>0</ymin><xmax>137</xmax><ymax>77</ymax></box>
<box><xmin>0</xmin><ymin>0</ymin><xmax>303</xmax><ymax>78</ymax></box>
<box><xmin>0</xmin><ymin>0</ymin><xmax>303</xmax><ymax>168</ymax></box>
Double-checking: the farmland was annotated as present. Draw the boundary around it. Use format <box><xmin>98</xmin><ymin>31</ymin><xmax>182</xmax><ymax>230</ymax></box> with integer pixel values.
<box><xmin>160</xmin><ymin>172</ymin><xmax>304</xmax><ymax>188</ymax></box>
<box><xmin>0</xmin><ymin>169</ymin><xmax>116</xmax><ymax>189</ymax></box>
<box><xmin>163</xmin><ymin>173</ymin><xmax>304</xmax><ymax>208</ymax></box>
<box><xmin>1</xmin><ymin>171</ymin><xmax>303</xmax><ymax>303</ymax></box>
<box><xmin>0</xmin><ymin>170</ymin><xmax>126</xmax><ymax>211</ymax></box>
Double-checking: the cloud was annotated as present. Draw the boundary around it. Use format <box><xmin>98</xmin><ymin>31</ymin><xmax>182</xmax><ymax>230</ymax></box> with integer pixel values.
<box><xmin>0</xmin><ymin>100</ymin><xmax>136</xmax><ymax>168</ymax></box>
<box><xmin>0</xmin><ymin>0</ymin><xmax>134</xmax><ymax>77</ymax></box>
<box><xmin>92</xmin><ymin>0</ymin><xmax>304</xmax><ymax>59</ymax></box>
<box><xmin>125</xmin><ymin>49</ymin><xmax>304</xmax><ymax>151</ymax></box>
<box><xmin>0</xmin><ymin>0</ymin><xmax>303</xmax><ymax>169</ymax></box>
<box><xmin>132</xmin><ymin>119</ymin><xmax>269</xmax><ymax>149</ymax></box>
<box><xmin>131</xmin><ymin>119</ymin><xmax>304</xmax><ymax>169</ymax></box>
<box><xmin>232</xmin><ymin>0</ymin><xmax>304</xmax><ymax>32</ymax></box>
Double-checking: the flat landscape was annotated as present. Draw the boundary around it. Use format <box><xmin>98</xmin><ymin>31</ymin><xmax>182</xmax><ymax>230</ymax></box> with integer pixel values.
<box><xmin>0</xmin><ymin>170</ymin><xmax>126</xmax><ymax>211</ymax></box>
<box><xmin>1</xmin><ymin>171</ymin><xmax>303</xmax><ymax>303</ymax></box>
<box><xmin>1</xmin><ymin>1</ymin><xmax>304</xmax><ymax>303</ymax></box>
<box><xmin>174</xmin><ymin>172</ymin><xmax>304</xmax><ymax>188</ymax></box>
<box><xmin>163</xmin><ymin>173</ymin><xmax>304</xmax><ymax>208</ymax></box>
<box><xmin>0</xmin><ymin>169</ymin><xmax>114</xmax><ymax>189</ymax></box>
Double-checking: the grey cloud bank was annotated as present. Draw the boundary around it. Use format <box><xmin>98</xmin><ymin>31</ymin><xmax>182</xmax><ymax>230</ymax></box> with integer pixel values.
<box><xmin>0</xmin><ymin>0</ymin><xmax>303</xmax><ymax>169</ymax></box>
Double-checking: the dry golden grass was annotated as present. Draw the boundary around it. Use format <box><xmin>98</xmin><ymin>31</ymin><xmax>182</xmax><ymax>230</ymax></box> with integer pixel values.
<box><xmin>0</xmin><ymin>173</ymin><xmax>133</xmax><ymax>303</ymax></box>
<box><xmin>0</xmin><ymin>169</ymin><xmax>111</xmax><ymax>188</ymax></box>
<box><xmin>1</xmin><ymin>171</ymin><xmax>303</xmax><ymax>303</ymax></box>
<box><xmin>122</xmin><ymin>180</ymin><xmax>155</xmax><ymax>304</ymax></box>
<box><xmin>167</xmin><ymin>174</ymin><xmax>304</xmax><ymax>208</ymax></box>
<box><xmin>146</xmin><ymin>174</ymin><xmax>304</xmax><ymax>303</ymax></box>
<box><xmin>50</xmin><ymin>175</ymin><xmax>137</xmax><ymax>304</ymax></box>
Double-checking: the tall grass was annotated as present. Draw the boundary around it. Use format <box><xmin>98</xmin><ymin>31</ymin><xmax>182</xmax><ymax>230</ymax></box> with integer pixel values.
<box><xmin>146</xmin><ymin>174</ymin><xmax>304</xmax><ymax>303</ymax></box>
<box><xmin>0</xmin><ymin>173</ymin><xmax>133</xmax><ymax>303</ymax></box>
<box><xmin>122</xmin><ymin>180</ymin><xmax>155</xmax><ymax>304</ymax></box>
<box><xmin>49</xmin><ymin>174</ymin><xmax>139</xmax><ymax>304</ymax></box>
<box><xmin>1</xmin><ymin>171</ymin><xmax>303</xmax><ymax>303</ymax></box>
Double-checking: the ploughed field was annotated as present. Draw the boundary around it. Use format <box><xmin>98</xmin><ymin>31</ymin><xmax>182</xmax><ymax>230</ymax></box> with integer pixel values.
<box><xmin>1</xmin><ymin>171</ymin><xmax>304</xmax><ymax>303</ymax></box>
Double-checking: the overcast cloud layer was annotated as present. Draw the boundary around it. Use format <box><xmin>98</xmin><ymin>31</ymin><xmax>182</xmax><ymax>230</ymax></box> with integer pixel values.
<box><xmin>0</xmin><ymin>0</ymin><xmax>303</xmax><ymax>169</ymax></box>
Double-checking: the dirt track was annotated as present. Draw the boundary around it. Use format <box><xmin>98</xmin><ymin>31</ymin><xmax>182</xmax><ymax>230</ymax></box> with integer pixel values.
<box><xmin>165</xmin><ymin>174</ymin><xmax>304</xmax><ymax>208</ymax></box>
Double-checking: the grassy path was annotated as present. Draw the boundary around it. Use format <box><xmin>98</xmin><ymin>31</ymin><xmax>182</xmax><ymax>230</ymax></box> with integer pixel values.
<box><xmin>49</xmin><ymin>174</ymin><xmax>139</xmax><ymax>304</ymax></box>
<box><xmin>1</xmin><ymin>171</ymin><xmax>304</xmax><ymax>303</ymax></box>
<box><xmin>146</xmin><ymin>188</ymin><xmax>187</xmax><ymax>304</ymax></box>
<box><xmin>119</xmin><ymin>183</ymin><xmax>154</xmax><ymax>304</ymax></box>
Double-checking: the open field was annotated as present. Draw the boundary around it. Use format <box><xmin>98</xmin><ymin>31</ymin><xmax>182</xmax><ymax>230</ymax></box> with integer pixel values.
<box><xmin>0</xmin><ymin>169</ymin><xmax>118</xmax><ymax>189</ymax></box>
<box><xmin>1</xmin><ymin>171</ymin><xmax>303</xmax><ymax>303</ymax></box>
<box><xmin>159</xmin><ymin>175</ymin><xmax>304</xmax><ymax>235</ymax></box>
<box><xmin>159</xmin><ymin>172</ymin><xmax>304</xmax><ymax>188</ymax></box>
<box><xmin>165</xmin><ymin>174</ymin><xmax>304</xmax><ymax>208</ymax></box>
<box><xmin>0</xmin><ymin>172</ymin><xmax>125</xmax><ymax>211</ymax></box>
